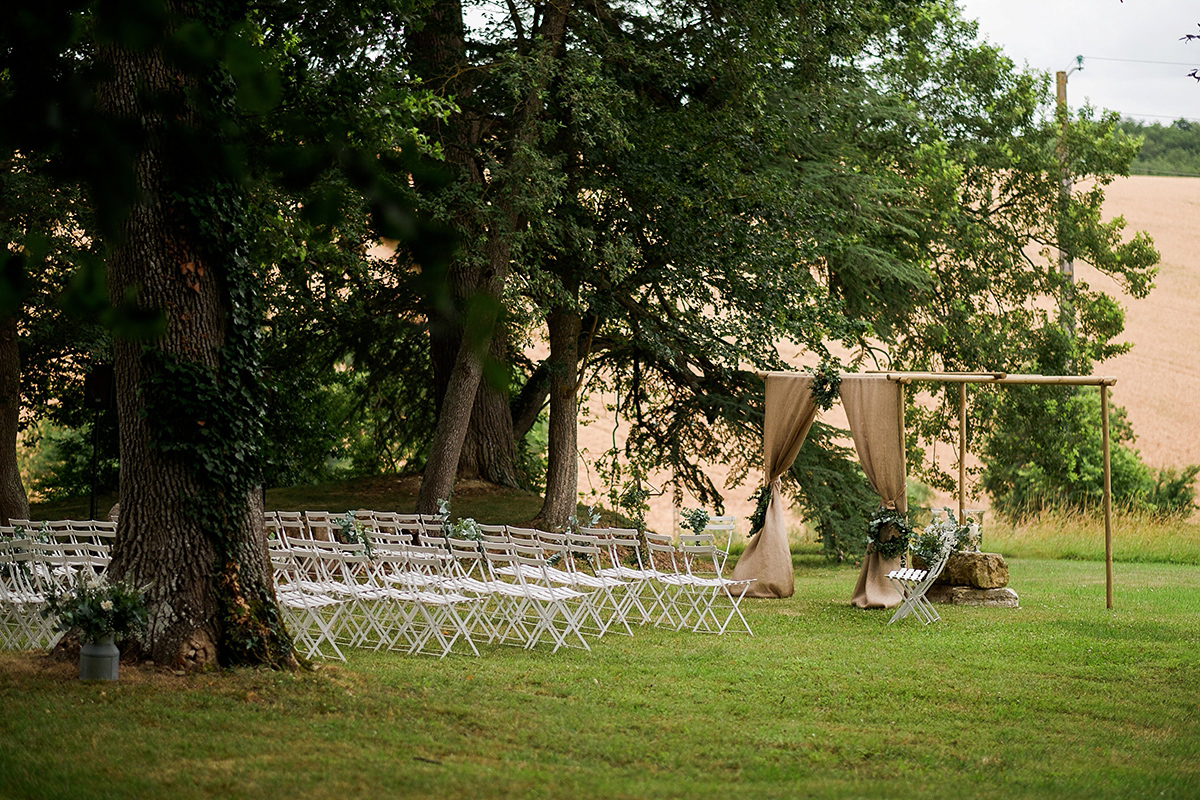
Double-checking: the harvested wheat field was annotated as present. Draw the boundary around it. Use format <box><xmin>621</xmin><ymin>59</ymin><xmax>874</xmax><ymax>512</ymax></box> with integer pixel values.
<box><xmin>576</xmin><ymin>175</ymin><xmax>1200</xmax><ymax>536</ymax></box>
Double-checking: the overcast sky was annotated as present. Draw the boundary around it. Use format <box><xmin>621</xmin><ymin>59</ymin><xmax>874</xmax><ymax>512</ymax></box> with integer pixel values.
<box><xmin>957</xmin><ymin>0</ymin><xmax>1200</xmax><ymax>124</ymax></box>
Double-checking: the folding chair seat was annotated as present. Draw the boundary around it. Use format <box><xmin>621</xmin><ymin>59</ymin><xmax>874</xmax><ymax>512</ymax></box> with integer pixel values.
<box><xmin>677</xmin><ymin>534</ymin><xmax>754</xmax><ymax>635</ymax></box>
<box><xmin>887</xmin><ymin>546</ymin><xmax>953</xmax><ymax>625</ymax></box>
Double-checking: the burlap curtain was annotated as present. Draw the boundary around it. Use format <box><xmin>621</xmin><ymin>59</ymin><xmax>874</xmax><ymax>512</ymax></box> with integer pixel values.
<box><xmin>731</xmin><ymin>374</ymin><xmax>818</xmax><ymax>598</ymax></box>
<box><xmin>841</xmin><ymin>375</ymin><xmax>906</xmax><ymax>608</ymax></box>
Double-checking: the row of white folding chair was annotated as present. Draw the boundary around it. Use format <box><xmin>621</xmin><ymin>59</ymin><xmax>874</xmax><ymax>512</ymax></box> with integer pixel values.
<box><xmin>468</xmin><ymin>526</ymin><xmax>637</xmax><ymax>640</ymax></box>
<box><xmin>7</xmin><ymin>519</ymin><xmax>116</xmax><ymax>546</ymax></box>
<box><xmin>351</xmin><ymin>510</ymin><xmax>445</xmax><ymax>535</ymax></box>
<box><xmin>0</xmin><ymin>537</ymin><xmax>111</xmax><ymax>650</ymax></box>
<box><xmin>642</xmin><ymin>532</ymin><xmax>753</xmax><ymax>635</ymax></box>
<box><xmin>265</xmin><ymin>510</ymin><xmax>445</xmax><ymax>544</ymax></box>
<box><xmin>0</xmin><ymin>539</ymin><xmax>55</xmax><ymax>650</ymax></box>
<box><xmin>471</xmin><ymin>539</ymin><xmax>594</xmax><ymax>652</ymax></box>
<box><xmin>366</xmin><ymin>533</ymin><xmax>597</xmax><ymax>653</ymax></box>
<box><xmin>273</xmin><ymin>535</ymin><xmax>481</xmax><ymax>658</ymax></box>
<box><xmin>370</xmin><ymin>535</ymin><xmax>594</xmax><ymax>653</ymax></box>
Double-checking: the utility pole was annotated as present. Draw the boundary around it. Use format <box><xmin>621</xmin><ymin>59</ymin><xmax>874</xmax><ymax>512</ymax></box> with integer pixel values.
<box><xmin>1056</xmin><ymin>56</ymin><xmax>1084</xmax><ymax>342</ymax></box>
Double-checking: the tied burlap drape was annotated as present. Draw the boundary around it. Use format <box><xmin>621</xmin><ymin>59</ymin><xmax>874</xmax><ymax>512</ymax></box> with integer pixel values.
<box><xmin>842</xmin><ymin>375</ymin><xmax>906</xmax><ymax>608</ymax></box>
<box><xmin>731</xmin><ymin>374</ymin><xmax>818</xmax><ymax>598</ymax></box>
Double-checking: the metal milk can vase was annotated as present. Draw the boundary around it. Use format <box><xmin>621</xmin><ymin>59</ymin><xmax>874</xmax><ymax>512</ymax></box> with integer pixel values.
<box><xmin>79</xmin><ymin>635</ymin><xmax>120</xmax><ymax>681</ymax></box>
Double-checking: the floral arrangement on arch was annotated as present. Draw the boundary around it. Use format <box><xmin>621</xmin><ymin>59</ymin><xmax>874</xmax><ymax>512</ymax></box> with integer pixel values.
<box><xmin>865</xmin><ymin>507</ymin><xmax>913</xmax><ymax>563</ymax></box>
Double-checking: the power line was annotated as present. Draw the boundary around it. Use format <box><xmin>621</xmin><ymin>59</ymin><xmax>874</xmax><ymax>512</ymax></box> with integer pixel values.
<box><xmin>1081</xmin><ymin>55</ymin><xmax>1199</xmax><ymax>68</ymax></box>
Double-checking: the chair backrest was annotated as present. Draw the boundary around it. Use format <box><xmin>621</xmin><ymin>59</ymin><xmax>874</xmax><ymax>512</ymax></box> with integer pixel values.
<box><xmin>644</xmin><ymin>532</ymin><xmax>683</xmax><ymax>573</ymax></box>
<box><xmin>351</xmin><ymin>509</ymin><xmax>379</xmax><ymax>531</ymax></box>
<box><xmin>509</xmin><ymin>541</ymin><xmax>551</xmax><ymax>584</ymax></box>
<box><xmin>678</xmin><ymin>534</ymin><xmax>725</xmax><ymax>577</ymax></box>
<box><xmin>279</xmin><ymin>517</ymin><xmax>307</xmax><ymax>541</ymax></box>
<box><xmin>506</xmin><ymin>526</ymin><xmax>539</xmax><ymax>546</ymax></box>
<box><xmin>583</xmin><ymin>526</ymin><xmax>646</xmax><ymax>571</ymax></box>
<box><xmin>481</xmin><ymin>540</ymin><xmax>519</xmax><ymax>583</ymax></box>
<box><xmin>535</xmin><ymin>530</ymin><xmax>569</xmax><ymax>562</ymax></box>
<box><xmin>446</xmin><ymin>537</ymin><xmax>487</xmax><ymax>580</ymax></box>
<box><xmin>704</xmin><ymin>515</ymin><xmax>738</xmax><ymax>557</ymax></box>
<box><xmin>304</xmin><ymin>511</ymin><xmax>335</xmax><ymax>542</ymax></box>
<box><xmin>565</xmin><ymin>532</ymin><xmax>604</xmax><ymax>574</ymax></box>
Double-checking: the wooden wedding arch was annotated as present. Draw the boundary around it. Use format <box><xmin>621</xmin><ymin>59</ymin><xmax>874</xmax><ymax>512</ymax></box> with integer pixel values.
<box><xmin>744</xmin><ymin>370</ymin><xmax>1119</xmax><ymax>609</ymax></box>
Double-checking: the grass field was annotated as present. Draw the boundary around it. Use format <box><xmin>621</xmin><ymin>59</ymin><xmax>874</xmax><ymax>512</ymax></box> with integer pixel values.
<box><xmin>14</xmin><ymin>478</ymin><xmax>1200</xmax><ymax>797</ymax></box>
<box><xmin>2</xmin><ymin>554</ymin><xmax>1199</xmax><ymax>799</ymax></box>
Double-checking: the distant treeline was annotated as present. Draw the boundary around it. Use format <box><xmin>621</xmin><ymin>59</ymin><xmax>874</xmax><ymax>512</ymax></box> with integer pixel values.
<box><xmin>1120</xmin><ymin>118</ymin><xmax>1200</xmax><ymax>177</ymax></box>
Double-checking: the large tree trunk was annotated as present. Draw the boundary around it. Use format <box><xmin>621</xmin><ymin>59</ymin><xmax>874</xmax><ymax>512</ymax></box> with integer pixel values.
<box><xmin>459</xmin><ymin>327</ymin><xmax>520</xmax><ymax>487</ymax></box>
<box><xmin>417</xmin><ymin>237</ymin><xmax>508</xmax><ymax>511</ymax></box>
<box><xmin>412</xmin><ymin>1</ymin><xmax>573</xmax><ymax>510</ymax></box>
<box><xmin>534</xmin><ymin>304</ymin><xmax>581</xmax><ymax>528</ymax></box>
<box><xmin>0</xmin><ymin>315</ymin><xmax>30</xmax><ymax>525</ymax></box>
<box><xmin>97</xmin><ymin>4</ymin><xmax>290</xmax><ymax>669</ymax></box>
<box><xmin>412</xmin><ymin>1</ymin><xmax>521</xmax><ymax>491</ymax></box>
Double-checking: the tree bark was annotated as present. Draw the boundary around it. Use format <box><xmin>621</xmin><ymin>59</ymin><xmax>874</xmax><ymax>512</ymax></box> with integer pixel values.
<box><xmin>459</xmin><ymin>326</ymin><xmax>520</xmax><ymax>487</ymax></box>
<box><xmin>534</xmin><ymin>304</ymin><xmax>581</xmax><ymax>528</ymax></box>
<box><xmin>97</xmin><ymin>4</ymin><xmax>288</xmax><ymax>668</ymax></box>
<box><xmin>0</xmin><ymin>315</ymin><xmax>30</xmax><ymax>525</ymax></box>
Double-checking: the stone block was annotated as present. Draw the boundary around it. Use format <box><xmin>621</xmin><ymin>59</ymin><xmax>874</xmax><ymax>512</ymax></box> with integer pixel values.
<box><xmin>926</xmin><ymin>586</ymin><xmax>1019</xmax><ymax>607</ymax></box>
<box><xmin>935</xmin><ymin>551</ymin><xmax>1009</xmax><ymax>589</ymax></box>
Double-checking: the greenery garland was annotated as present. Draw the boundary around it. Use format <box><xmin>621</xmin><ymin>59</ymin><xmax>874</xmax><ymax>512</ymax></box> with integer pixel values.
<box><xmin>747</xmin><ymin>484</ymin><xmax>771</xmax><ymax>535</ymax></box>
<box><xmin>810</xmin><ymin>362</ymin><xmax>842</xmax><ymax>411</ymax></box>
<box><xmin>866</xmin><ymin>507</ymin><xmax>912</xmax><ymax>562</ymax></box>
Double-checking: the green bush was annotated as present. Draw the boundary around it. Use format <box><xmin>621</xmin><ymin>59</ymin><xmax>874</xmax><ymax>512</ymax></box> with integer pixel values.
<box><xmin>981</xmin><ymin>385</ymin><xmax>1198</xmax><ymax>520</ymax></box>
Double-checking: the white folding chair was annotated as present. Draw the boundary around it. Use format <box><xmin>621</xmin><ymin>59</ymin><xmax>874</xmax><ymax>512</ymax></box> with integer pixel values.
<box><xmin>482</xmin><ymin>541</ymin><xmax>590</xmax><ymax>652</ymax></box>
<box><xmin>887</xmin><ymin>546</ymin><xmax>953</xmax><ymax>625</ymax></box>
<box><xmin>0</xmin><ymin>539</ymin><xmax>53</xmax><ymax>649</ymax></box>
<box><xmin>703</xmin><ymin>515</ymin><xmax>738</xmax><ymax>571</ymax></box>
<box><xmin>585</xmin><ymin>527</ymin><xmax>660</xmax><ymax>627</ymax></box>
<box><xmin>643</xmin><ymin>532</ymin><xmax>695</xmax><ymax>629</ymax></box>
<box><xmin>678</xmin><ymin>534</ymin><xmax>754</xmax><ymax>635</ymax></box>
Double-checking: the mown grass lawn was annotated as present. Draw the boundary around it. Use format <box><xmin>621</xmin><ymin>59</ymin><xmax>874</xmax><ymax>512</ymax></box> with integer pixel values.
<box><xmin>2</xmin><ymin>555</ymin><xmax>1198</xmax><ymax>799</ymax></box>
